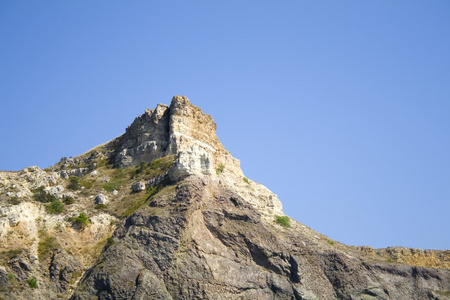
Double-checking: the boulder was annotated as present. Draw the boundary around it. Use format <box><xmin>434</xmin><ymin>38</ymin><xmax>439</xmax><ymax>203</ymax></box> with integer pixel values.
<box><xmin>47</xmin><ymin>185</ymin><xmax>65</xmax><ymax>199</ymax></box>
<box><xmin>132</xmin><ymin>181</ymin><xmax>146</xmax><ymax>193</ymax></box>
<box><xmin>95</xmin><ymin>194</ymin><xmax>108</xmax><ymax>205</ymax></box>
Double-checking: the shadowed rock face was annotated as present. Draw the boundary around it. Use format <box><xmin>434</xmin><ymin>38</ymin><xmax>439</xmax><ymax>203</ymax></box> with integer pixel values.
<box><xmin>1</xmin><ymin>96</ymin><xmax>449</xmax><ymax>300</ymax></box>
<box><xmin>70</xmin><ymin>177</ymin><xmax>450</xmax><ymax>300</ymax></box>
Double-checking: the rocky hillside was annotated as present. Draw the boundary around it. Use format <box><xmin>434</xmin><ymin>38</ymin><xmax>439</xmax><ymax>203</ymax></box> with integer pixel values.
<box><xmin>0</xmin><ymin>96</ymin><xmax>449</xmax><ymax>300</ymax></box>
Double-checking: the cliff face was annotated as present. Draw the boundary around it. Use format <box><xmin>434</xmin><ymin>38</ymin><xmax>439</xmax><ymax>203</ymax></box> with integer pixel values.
<box><xmin>0</xmin><ymin>96</ymin><xmax>449</xmax><ymax>300</ymax></box>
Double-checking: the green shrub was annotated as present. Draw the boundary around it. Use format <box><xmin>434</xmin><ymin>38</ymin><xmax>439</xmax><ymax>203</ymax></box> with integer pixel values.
<box><xmin>275</xmin><ymin>216</ymin><xmax>291</xmax><ymax>228</ymax></box>
<box><xmin>8</xmin><ymin>272</ymin><xmax>14</xmax><ymax>281</ymax></box>
<box><xmin>73</xmin><ymin>213</ymin><xmax>89</xmax><ymax>228</ymax></box>
<box><xmin>327</xmin><ymin>239</ymin><xmax>335</xmax><ymax>245</ymax></box>
<box><xmin>46</xmin><ymin>200</ymin><xmax>64</xmax><ymax>214</ymax></box>
<box><xmin>216</xmin><ymin>163</ymin><xmax>225</xmax><ymax>175</ymax></box>
<box><xmin>27</xmin><ymin>277</ymin><xmax>37</xmax><ymax>288</ymax></box>
<box><xmin>32</xmin><ymin>186</ymin><xmax>56</xmax><ymax>203</ymax></box>
<box><xmin>67</xmin><ymin>176</ymin><xmax>81</xmax><ymax>190</ymax></box>
<box><xmin>9</xmin><ymin>197</ymin><xmax>21</xmax><ymax>205</ymax></box>
<box><xmin>63</xmin><ymin>196</ymin><xmax>74</xmax><ymax>205</ymax></box>
<box><xmin>243</xmin><ymin>177</ymin><xmax>250</xmax><ymax>184</ymax></box>
<box><xmin>387</xmin><ymin>257</ymin><xmax>394</xmax><ymax>263</ymax></box>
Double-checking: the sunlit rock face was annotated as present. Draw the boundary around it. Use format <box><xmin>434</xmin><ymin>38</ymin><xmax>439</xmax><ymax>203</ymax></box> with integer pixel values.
<box><xmin>113</xmin><ymin>95</ymin><xmax>283</xmax><ymax>216</ymax></box>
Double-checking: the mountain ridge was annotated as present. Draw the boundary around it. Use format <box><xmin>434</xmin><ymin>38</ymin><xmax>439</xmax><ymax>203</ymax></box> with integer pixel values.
<box><xmin>0</xmin><ymin>96</ymin><xmax>449</xmax><ymax>299</ymax></box>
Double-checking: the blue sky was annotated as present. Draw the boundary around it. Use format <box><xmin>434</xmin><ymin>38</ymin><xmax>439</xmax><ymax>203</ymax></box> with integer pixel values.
<box><xmin>1</xmin><ymin>1</ymin><xmax>449</xmax><ymax>250</ymax></box>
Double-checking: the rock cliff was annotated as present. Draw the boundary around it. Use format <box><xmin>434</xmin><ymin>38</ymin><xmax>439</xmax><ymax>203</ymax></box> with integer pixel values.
<box><xmin>0</xmin><ymin>96</ymin><xmax>449</xmax><ymax>300</ymax></box>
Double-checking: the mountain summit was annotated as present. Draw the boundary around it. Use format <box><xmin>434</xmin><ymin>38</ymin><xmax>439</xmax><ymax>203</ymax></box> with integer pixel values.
<box><xmin>0</xmin><ymin>96</ymin><xmax>449</xmax><ymax>300</ymax></box>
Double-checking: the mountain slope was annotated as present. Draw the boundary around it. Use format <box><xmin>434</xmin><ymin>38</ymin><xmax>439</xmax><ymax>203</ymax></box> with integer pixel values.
<box><xmin>0</xmin><ymin>96</ymin><xmax>449</xmax><ymax>300</ymax></box>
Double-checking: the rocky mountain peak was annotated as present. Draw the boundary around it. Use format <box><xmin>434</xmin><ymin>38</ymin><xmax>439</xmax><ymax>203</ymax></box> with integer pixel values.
<box><xmin>113</xmin><ymin>95</ymin><xmax>283</xmax><ymax>216</ymax></box>
<box><xmin>0</xmin><ymin>96</ymin><xmax>449</xmax><ymax>300</ymax></box>
<box><xmin>115</xmin><ymin>95</ymin><xmax>233</xmax><ymax>170</ymax></box>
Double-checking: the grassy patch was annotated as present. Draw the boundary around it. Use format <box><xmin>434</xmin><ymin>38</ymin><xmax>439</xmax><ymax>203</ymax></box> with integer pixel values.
<box><xmin>121</xmin><ymin>185</ymin><xmax>161</xmax><ymax>217</ymax></box>
<box><xmin>275</xmin><ymin>216</ymin><xmax>291</xmax><ymax>228</ymax></box>
<box><xmin>117</xmin><ymin>184</ymin><xmax>173</xmax><ymax>218</ymax></box>
<box><xmin>104</xmin><ymin>236</ymin><xmax>115</xmax><ymax>250</ymax></box>
<box><xmin>243</xmin><ymin>177</ymin><xmax>250</xmax><ymax>184</ymax></box>
<box><xmin>130</xmin><ymin>156</ymin><xmax>175</xmax><ymax>179</ymax></box>
<box><xmin>80</xmin><ymin>179</ymin><xmax>94</xmax><ymax>189</ymax></box>
<box><xmin>70</xmin><ymin>272</ymin><xmax>82</xmax><ymax>285</ymax></box>
<box><xmin>81</xmin><ymin>235</ymin><xmax>112</xmax><ymax>263</ymax></box>
<box><xmin>102</xmin><ymin>168</ymin><xmax>126</xmax><ymax>192</ymax></box>
<box><xmin>38</xmin><ymin>236</ymin><xmax>60</xmax><ymax>261</ymax></box>
<box><xmin>0</xmin><ymin>249</ymin><xmax>22</xmax><ymax>260</ymax></box>
<box><xmin>327</xmin><ymin>239</ymin><xmax>335</xmax><ymax>245</ymax></box>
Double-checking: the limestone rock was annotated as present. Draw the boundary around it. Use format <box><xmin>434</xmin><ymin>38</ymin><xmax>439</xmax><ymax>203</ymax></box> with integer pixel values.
<box><xmin>115</xmin><ymin>103</ymin><xmax>170</xmax><ymax>168</ymax></box>
<box><xmin>131</xmin><ymin>181</ymin><xmax>146</xmax><ymax>193</ymax></box>
<box><xmin>111</xmin><ymin>96</ymin><xmax>282</xmax><ymax>216</ymax></box>
<box><xmin>46</xmin><ymin>185</ymin><xmax>65</xmax><ymax>199</ymax></box>
<box><xmin>95</xmin><ymin>194</ymin><xmax>108</xmax><ymax>205</ymax></box>
<box><xmin>1</xmin><ymin>96</ymin><xmax>449</xmax><ymax>300</ymax></box>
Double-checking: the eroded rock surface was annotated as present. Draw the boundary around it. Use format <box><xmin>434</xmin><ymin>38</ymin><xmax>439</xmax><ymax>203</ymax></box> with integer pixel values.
<box><xmin>1</xmin><ymin>96</ymin><xmax>449</xmax><ymax>300</ymax></box>
<box><xmin>71</xmin><ymin>177</ymin><xmax>450</xmax><ymax>300</ymax></box>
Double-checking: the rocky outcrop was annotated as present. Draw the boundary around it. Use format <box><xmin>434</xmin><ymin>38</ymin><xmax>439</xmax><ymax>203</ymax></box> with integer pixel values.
<box><xmin>0</xmin><ymin>166</ymin><xmax>60</xmax><ymax>199</ymax></box>
<box><xmin>71</xmin><ymin>176</ymin><xmax>450</xmax><ymax>300</ymax></box>
<box><xmin>1</xmin><ymin>95</ymin><xmax>449</xmax><ymax>300</ymax></box>
<box><xmin>110</xmin><ymin>96</ymin><xmax>283</xmax><ymax>216</ymax></box>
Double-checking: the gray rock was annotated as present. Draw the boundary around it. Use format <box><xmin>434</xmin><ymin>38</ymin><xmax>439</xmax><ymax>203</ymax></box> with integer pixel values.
<box><xmin>8</xmin><ymin>213</ymin><xmax>20</xmax><ymax>227</ymax></box>
<box><xmin>60</xmin><ymin>170</ymin><xmax>69</xmax><ymax>179</ymax></box>
<box><xmin>70</xmin><ymin>177</ymin><xmax>450</xmax><ymax>300</ymax></box>
<box><xmin>95</xmin><ymin>194</ymin><xmax>108</xmax><ymax>205</ymax></box>
<box><xmin>131</xmin><ymin>181</ymin><xmax>146</xmax><ymax>193</ymax></box>
<box><xmin>47</xmin><ymin>185</ymin><xmax>65</xmax><ymax>199</ymax></box>
<box><xmin>49</xmin><ymin>250</ymin><xmax>83</xmax><ymax>292</ymax></box>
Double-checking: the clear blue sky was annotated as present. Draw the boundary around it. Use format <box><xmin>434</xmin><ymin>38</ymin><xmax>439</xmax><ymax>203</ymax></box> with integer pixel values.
<box><xmin>1</xmin><ymin>1</ymin><xmax>449</xmax><ymax>250</ymax></box>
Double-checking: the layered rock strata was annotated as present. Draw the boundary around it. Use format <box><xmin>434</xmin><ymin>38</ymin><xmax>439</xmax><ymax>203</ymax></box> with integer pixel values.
<box><xmin>111</xmin><ymin>95</ymin><xmax>283</xmax><ymax>216</ymax></box>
